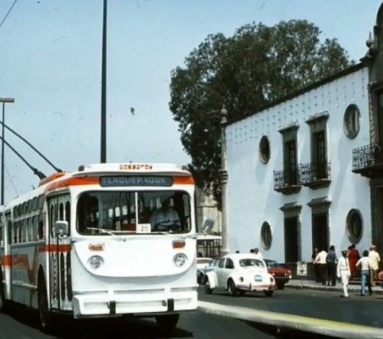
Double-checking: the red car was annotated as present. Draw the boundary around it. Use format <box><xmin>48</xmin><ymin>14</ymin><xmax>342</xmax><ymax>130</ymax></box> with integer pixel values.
<box><xmin>264</xmin><ymin>259</ymin><xmax>292</xmax><ymax>290</ymax></box>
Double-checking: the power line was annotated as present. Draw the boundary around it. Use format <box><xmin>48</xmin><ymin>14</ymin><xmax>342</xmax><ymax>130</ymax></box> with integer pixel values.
<box><xmin>0</xmin><ymin>0</ymin><xmax>18</xmax><ymax>30</ymax></box>
<box><xmin>5</xmin><ymin>164</ymin><xmax>18</xmax><ymax>196</ymax></box>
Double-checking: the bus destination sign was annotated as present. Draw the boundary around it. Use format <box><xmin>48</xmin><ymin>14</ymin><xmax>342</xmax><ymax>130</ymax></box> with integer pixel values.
<box><xmin>100</xmin><ymin>176</ymin><xmax>173</xmax><ymax>187</ymax></box>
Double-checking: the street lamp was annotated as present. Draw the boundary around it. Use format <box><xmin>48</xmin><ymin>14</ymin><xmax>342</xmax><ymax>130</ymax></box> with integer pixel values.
<box><xmin>0</xmin><ymin>97</ymin><xmax>15</xmax><ymax>206</ymax></box>
<box><xmin>220</xmin><ymin>105</ymin><xmax>229</xmax><ymax>256</ymax></box>
<box><xmin>100</xmin><ymin>0</ymin><xmax>107</xmax><ymax>163</ymax></box>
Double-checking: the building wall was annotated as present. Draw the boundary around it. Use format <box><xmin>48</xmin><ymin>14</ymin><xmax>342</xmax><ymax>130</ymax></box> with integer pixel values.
<box><xmin>225</xmin><ymin>66</ymin><xmax>371</xmax><ymax>262</ymax></box>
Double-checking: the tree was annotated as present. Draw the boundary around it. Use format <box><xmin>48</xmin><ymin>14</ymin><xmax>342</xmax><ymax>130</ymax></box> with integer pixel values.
<box><xmin>169</xmin><ymin>20</ymin><xmax>353</xmax><ymax>209</ymax></box>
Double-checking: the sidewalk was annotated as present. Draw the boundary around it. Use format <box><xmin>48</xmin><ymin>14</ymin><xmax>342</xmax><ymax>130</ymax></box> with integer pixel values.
<box><xmin>286</xmin><ymin>279</ymin><xmax>383</xmax><ymax>294</ymax></box>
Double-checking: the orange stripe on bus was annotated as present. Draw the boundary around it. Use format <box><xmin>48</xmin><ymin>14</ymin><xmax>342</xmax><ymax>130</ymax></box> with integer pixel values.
<box><xmin>40</xmin><ymin>244</ymin><xmax>71</xmax><ymax>252</ymax></box>
<box><xmin>39</xmin><ymin>172</ymin><xmax>67</xmax><ymax>186</ymax></box>
<box><xmin>1</xmin><ymin>255</ymin><xmax>11</xmax><ymax>267</ymax></box>
<box><xmin>47</xmin><ymin>175</ymin><xmax>194</xmax><ymax>192</ymax></box>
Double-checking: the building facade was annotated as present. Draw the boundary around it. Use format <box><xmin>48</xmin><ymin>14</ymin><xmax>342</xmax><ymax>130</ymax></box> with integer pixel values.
<box><xmin>352</xmin><ymin>3</ymin><xmax>383</xmax><ymax>265</ymax></box>
<box><xmin>225</xmin><ymin>64</ymin><xmax>371</xmax><ymax>263</ymax></box>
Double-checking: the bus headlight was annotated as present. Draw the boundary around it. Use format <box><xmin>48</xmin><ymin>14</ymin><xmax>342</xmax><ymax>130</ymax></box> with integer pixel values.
<box><xmin>174</xmin><ymin>254</ymin><xmax>187</xmax><ymax>267</ymax></box>
<box><xmin>88</xmin><ymin>256</ymin><xmax>104</xmax><ymax>269</ymax></box>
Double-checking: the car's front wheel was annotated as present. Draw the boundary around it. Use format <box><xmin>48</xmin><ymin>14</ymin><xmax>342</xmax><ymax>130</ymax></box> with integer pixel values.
<box><xmin>276</xmin><ymin>283</ymin><xmax>285</xmax><ymax>290</ymax></box>
<box><xmin>204</xmin><ymin>279</ymin><xmax>213</xmax><ymax>294</ymax></box>
<box><xmin>156</xmin><ymin>314</ymin><xmax>179</xmax><ymax>338</ymax></box>
<box><xmin>264</xmin><ymin>290</ymin><xmax>273</xmax><ymax>297</ymax></box>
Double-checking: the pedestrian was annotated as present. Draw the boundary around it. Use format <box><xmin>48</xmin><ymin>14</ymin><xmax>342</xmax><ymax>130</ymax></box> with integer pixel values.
<box><xmin>254</xmin><ymin>248</ymin><xmax>263</xmax><ymax>259</ymax></box>
<box><xmin>314</xmin><ymin>247</ymin><xmax>328</xmax><ymax>285</ymax></box>
<box><xmin>347</xmin><ymin>244</ymin><xmax>360</xmax><ymax>281</ymax></box>
<box><xmin>311</xmin><ymin>247</ymin><xmax>319</xmax><ymax>282</ymax></box>
<box><xmin>356</xmin><ymin>250</ymin><xmax>372</xmax><ymax>296</ymax></box>
<box><xmin>369</xmin><ymin>245</ymin><xmax>380</xmax><ymax>287</ymax></box>
<box><xmin>326</xmin><ymin>245</ymin><xmax>337</xmax><ymax>286</ymax></box>
<box><xmin>337</xmin><ymin>249</ymin><xmax>350</xmax><ymax>298</ymax></box>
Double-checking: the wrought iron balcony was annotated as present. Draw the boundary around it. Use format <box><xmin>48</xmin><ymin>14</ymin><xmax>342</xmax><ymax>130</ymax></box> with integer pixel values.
<box><xmin>273</xmin><ymin>169</ymin><xmax>301</xmax><ymax>195</ymax></box>
<box><xmin>352</xmin><ymin>143</ymin><xmax>383</xmax><ymax>177</ymax></box>
<box><xmin>299</xmin><ymin>162</ymin><xmax>331</xmax><ymax>189</ymax></box>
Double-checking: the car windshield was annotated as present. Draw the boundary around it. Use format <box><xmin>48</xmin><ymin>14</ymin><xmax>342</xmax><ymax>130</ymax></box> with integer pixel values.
<box><xmin>265</xmin><ymin>260</ymin><xmax>278</xmax><ymax>267</ymax></box>
<box><xmin>76</xmin><ymin>190</ymin><xmax>191</xmax><ymax>235</ymax></box>
<box><xmin>239</xmin><ymin>258</ymin><xmax>265</xmax><ymax>268</ymax></box>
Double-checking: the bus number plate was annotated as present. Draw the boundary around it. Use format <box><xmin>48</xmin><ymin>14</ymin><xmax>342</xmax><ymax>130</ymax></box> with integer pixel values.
<box><xmin>137</xmin><ymin>223</ymin><xmax>151</xmax><ymax>233</ymax></box>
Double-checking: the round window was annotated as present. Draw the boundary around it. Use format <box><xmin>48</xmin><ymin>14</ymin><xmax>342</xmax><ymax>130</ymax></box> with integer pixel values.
<box><xmin>346</xmin><ymin>209</ymin><xmax>363</xmax><ymax>243</ymax></box>
<box><xmin>343</xmin><ymin>104</ymin><xmax>361</xmax><ymax>139</ymax></box>
<box><xmin>259</xmin><ymin>136</ymin><xmax>271</xmax><ymax>164</ymax></box>
<box><xmin>261</xmin><ymin>221</ymin><xmax>272</xmax><ymax>250</ymax></box>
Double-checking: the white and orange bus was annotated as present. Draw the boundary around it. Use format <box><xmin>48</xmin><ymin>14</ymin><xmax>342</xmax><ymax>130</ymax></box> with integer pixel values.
<box><xmin>0</xmin><ymin>162</ymin><xmax>200</xmax><ymax>335</ymax></box>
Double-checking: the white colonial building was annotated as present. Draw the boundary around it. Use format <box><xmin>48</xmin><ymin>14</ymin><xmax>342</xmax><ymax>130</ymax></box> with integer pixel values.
<box><xmin>225</xmin><ymin>64</ymin><xmax>371</xmax><ymax>263</ymax></box>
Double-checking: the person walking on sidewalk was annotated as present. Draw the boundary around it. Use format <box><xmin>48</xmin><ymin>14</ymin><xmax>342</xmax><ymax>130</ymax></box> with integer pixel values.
<box><xmin>312</xmin><ymin>248</ymin><xmax>320</xmax><ymax>282</ymax></box>
<box><xmin>314</xmin><ymin>248</ymin><xmax>328</xmax><ymax>285</ymax></box>
<box><xmin>326</xmin><ymin>245</ymin><xmax>338</xmax><ymax>286</ymax></box>
<box><xmin>356</xmin><ymin>250</ymin><xmax>373</xmax><ymax>296</ymax></box>
<box><xmin>348</xmin><ymin>244</ymin><xmax>360</xmax><ymax>281</ymax></box>
<box><xmin>369</xmin><ymin>245</ymin><xmax>380</xmax><ymax>287</ymax></box>
<box><xmin>337</xmin><ymin>249</ymin><xmax>350</xmax><ymax>298</ymax></box>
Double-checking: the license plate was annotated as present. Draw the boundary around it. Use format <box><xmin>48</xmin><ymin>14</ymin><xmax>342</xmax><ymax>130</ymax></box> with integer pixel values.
<box><xmin>255</xmin><ymin>275</ymin><xmax>263</xmax><ymax>281</ymax></box>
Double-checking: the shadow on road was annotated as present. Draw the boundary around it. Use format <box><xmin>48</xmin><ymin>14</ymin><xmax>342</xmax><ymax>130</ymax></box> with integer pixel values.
<box><xmin>8</xmin><ymin>305</ymin><xmax>193</xmax><ymax>339</ymax></box>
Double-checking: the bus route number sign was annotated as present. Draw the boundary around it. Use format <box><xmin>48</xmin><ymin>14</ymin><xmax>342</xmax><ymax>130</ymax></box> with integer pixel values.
<box><xmin>119</xmin><ymin>164</ymin><xmax>153</xmax><ymax>170</ymax></box>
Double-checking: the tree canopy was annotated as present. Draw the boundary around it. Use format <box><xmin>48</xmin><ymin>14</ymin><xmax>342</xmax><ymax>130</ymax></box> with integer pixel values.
<box><xmin>169</xmin><ymin>20</ymin><xmax>353</xmax><ymax>209</ymax></box>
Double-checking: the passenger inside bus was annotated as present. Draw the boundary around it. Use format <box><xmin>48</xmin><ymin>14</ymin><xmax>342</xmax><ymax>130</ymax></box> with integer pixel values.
<box><xmin>149</xmin><ymin>197</ymin><xmax>181</xmax><ymax>232</ymax></box>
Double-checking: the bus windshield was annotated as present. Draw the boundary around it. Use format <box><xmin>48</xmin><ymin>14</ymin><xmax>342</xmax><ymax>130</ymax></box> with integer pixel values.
<box><xmin>76</xmin><ymin>190</ymin><xmax>192</xmax><ymax>235</ymax></box>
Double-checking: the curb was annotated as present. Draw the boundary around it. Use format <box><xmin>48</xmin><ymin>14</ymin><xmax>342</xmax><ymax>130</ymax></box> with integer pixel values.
<box><xmin>198</xmin><ymin>300</ymin><xmax>383</xmax><ymax>339</ymax></box>
<box><xmin>285</xmin><ymin>283</ymin><xmax>383</xmax><ymax>295</ymax></box>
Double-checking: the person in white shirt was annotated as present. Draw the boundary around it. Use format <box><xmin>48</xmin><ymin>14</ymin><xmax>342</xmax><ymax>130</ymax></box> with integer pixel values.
<box><xmin>314</xmin><ymin>248</ymin><xmax>328</xmax><ymax>285</ymax></box>
<box><xmin>150</xmin><ymin>198</ymin><xmax>181</xmax><ymax>232</ymax></box>
<box><xmin>369</xmin><ymin>245</ymin><xmax>380</xmax><ymax>287</ymax></box>
<box><xmin>254</xmin><ymin>248</ymin><xmax>263</xmax><ymax>259</ymax></box>
<box><xmin>337</xmin><ymin>249</ymin><xmax>351</xmax><ymax>298</ymax></box>
<box><xmin>356</xmin><ymin>250</ymin><xmax>373</xmax><ymax>296</ymax></box>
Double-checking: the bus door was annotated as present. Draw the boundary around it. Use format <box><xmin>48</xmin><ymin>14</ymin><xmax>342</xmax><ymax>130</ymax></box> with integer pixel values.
<box><xmin>47</xmin><ymin>194</ymin><xmax>72</xmax><ymax>311</ymax></box>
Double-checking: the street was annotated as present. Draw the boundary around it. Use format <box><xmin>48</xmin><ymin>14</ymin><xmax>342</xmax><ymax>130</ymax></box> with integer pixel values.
<box><xmin>199</xmin><ymin>286</ymin><xmax>383</xmax><ymax>328</ymax></box>
<box><xmin>0</xmin><ymin>307</ymin><xmax>279</xmax><ymax>339</ymax></box>
<box><xmin>0</xmin><ymin>287</ymin><xmax>379</xmax><ymax>338</ymax></box>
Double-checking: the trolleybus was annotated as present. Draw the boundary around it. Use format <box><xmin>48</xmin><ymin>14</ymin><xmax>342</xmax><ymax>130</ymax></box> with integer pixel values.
<box><xmin>0</xmin><ymin>162</ymin><xmax>202</xmax><ymax>335</ymax></box>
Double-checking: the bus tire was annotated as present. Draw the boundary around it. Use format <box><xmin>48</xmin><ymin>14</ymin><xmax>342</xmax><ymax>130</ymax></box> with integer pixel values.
<box><xmin>0</xmin><ymin>269</ymin><xmax>8</xmax><ymax>313</ymax></box>
<box><xmin>37</xmin><ymin>272</ymin><xmax>55</xmax><ymax>334</ymax></box>
<box><xmin>155</xmin><ymin>313</ymin><xmax>179</xmax><ymax>337</ymax></box>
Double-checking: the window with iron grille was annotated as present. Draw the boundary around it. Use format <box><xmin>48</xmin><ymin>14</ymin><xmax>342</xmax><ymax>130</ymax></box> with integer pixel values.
<box><xmin>284</xmin><ymin>139</ymin><xmax>298</xmax><ymax>185</ymax></box>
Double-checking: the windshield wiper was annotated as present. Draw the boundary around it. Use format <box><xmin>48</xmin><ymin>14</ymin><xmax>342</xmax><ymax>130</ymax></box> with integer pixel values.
<box><xmin>86</xmin><ymin>227</ymin><xmax>117</xmax><ymax>236</ymax></box>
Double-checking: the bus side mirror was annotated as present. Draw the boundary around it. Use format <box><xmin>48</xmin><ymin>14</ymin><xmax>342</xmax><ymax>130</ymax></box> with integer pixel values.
<box><xmin>54</xmin><ymin>221</ymin><xmax>69</xmax><ymax>237</ymax></box>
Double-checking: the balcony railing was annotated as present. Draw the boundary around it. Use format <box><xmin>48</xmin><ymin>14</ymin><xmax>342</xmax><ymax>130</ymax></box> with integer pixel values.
<box><xmin>299</xmin><ymin>162</ymin><xmax>331</xmax><ymax>188</ymax></box>
<box><xmin>352</xmin><ymin>143</ymin><xmax>382</xmax><ymax>172</ymax></box>
<box><xmin>273</xmin><ymin>169</ymin><xmax>301</xmax><ymax>194</ymax></box>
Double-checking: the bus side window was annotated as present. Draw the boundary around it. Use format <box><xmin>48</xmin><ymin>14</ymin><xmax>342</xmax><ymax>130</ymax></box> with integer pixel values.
<box><xmin>65</xmin><ymin>201</ymin><xmax>71</xmax><ymax>228</ymax></box>
<box><xmin>0</xmin><ymin>225</ymin><xmax>3</xmax><ymax>246</ymax></box>
<box><xmin>38</xmin><ymin>214</ymin><xmax>44</xmax><ymax>240</ymax></box>
<box><xmin>21</xmin><ymin>219</ymin><xmax>26</xmax><ymax>243</ymax></box>
<box><xmin>13</xmin><ymin>222</ymin><xmax>17</xmax><ymax>243</ymax></box>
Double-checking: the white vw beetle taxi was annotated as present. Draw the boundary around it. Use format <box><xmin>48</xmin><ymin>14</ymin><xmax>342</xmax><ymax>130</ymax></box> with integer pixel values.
<box><xmin>204</xmin><ymin>253</ymin><xmax>276</xmax><ymax>297</ymax></box>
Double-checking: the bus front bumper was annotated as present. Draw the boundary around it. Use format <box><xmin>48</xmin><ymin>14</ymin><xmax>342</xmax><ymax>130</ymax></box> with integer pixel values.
<box><xmin>71</xmin><ymin>287</ymin><xmax>198</xmax><ymax>318</ymax></box>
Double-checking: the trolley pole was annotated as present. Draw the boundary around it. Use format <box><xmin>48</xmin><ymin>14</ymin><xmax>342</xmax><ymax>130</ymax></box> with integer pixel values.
<box><xmin>100</xmin><ymin>0</ymin><xmax>108</xmax><ymax>163</ymax></box>
<box><xmin>0</xmin><ymin>97</ymin><xmax>15</xmax><ymax>206</ymax></box>
<box><xmin>220</xmin><ymin>105</ymin><xmax>230</xmax><ymax>256</ymax></box>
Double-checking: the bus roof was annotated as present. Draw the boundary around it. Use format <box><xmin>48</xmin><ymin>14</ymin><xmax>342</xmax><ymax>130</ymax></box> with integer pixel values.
<box><xmin>1</xmin><ymin>162</ymin><xmax>193</xmax><ymax>212</ymax></box>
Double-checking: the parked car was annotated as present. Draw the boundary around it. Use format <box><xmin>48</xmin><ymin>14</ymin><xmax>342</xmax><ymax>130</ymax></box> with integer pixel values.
<box><xmin>204</xmin><ymin>253</ymin><xmax>276</xmax><ymax>297</ymax></box>
<box><xmin>264</xmin><ymin>259</ymin><xmax>292</xmax><ymax>290</ymax></box>
<box><xmin>197</xmin><ymin>258</ymin><xmax>213</xmax><ymax>284</ymax></box>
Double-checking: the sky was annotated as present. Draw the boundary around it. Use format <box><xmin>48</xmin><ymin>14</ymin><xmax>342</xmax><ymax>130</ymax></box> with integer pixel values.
<box><xmin>0</xmin><ymin>0</ymin><xmax>382</xmax><ymax>202</ymax></box>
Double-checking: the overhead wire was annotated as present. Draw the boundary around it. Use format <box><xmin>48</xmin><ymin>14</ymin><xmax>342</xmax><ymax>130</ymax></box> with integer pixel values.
<box><xmin>0</xmin><ymin>0</ymin><xmax>18</xmax><ymax>30</ymax></box>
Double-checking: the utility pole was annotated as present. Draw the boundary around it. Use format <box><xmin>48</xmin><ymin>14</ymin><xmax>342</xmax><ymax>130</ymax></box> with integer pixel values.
<box><xmin>0</xmin><ymin>97</ymin><xmax>15</xmax><ymax>206</ymax></box>
<box><xmin>220</xmin><ymin>105</ymin><xmax>229</xmax><ymax>256</ymax></box>
<box><xmin>100</xmin><ymin>0</ymin><xmax>107</xmax><ymax>163</ymax></box>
